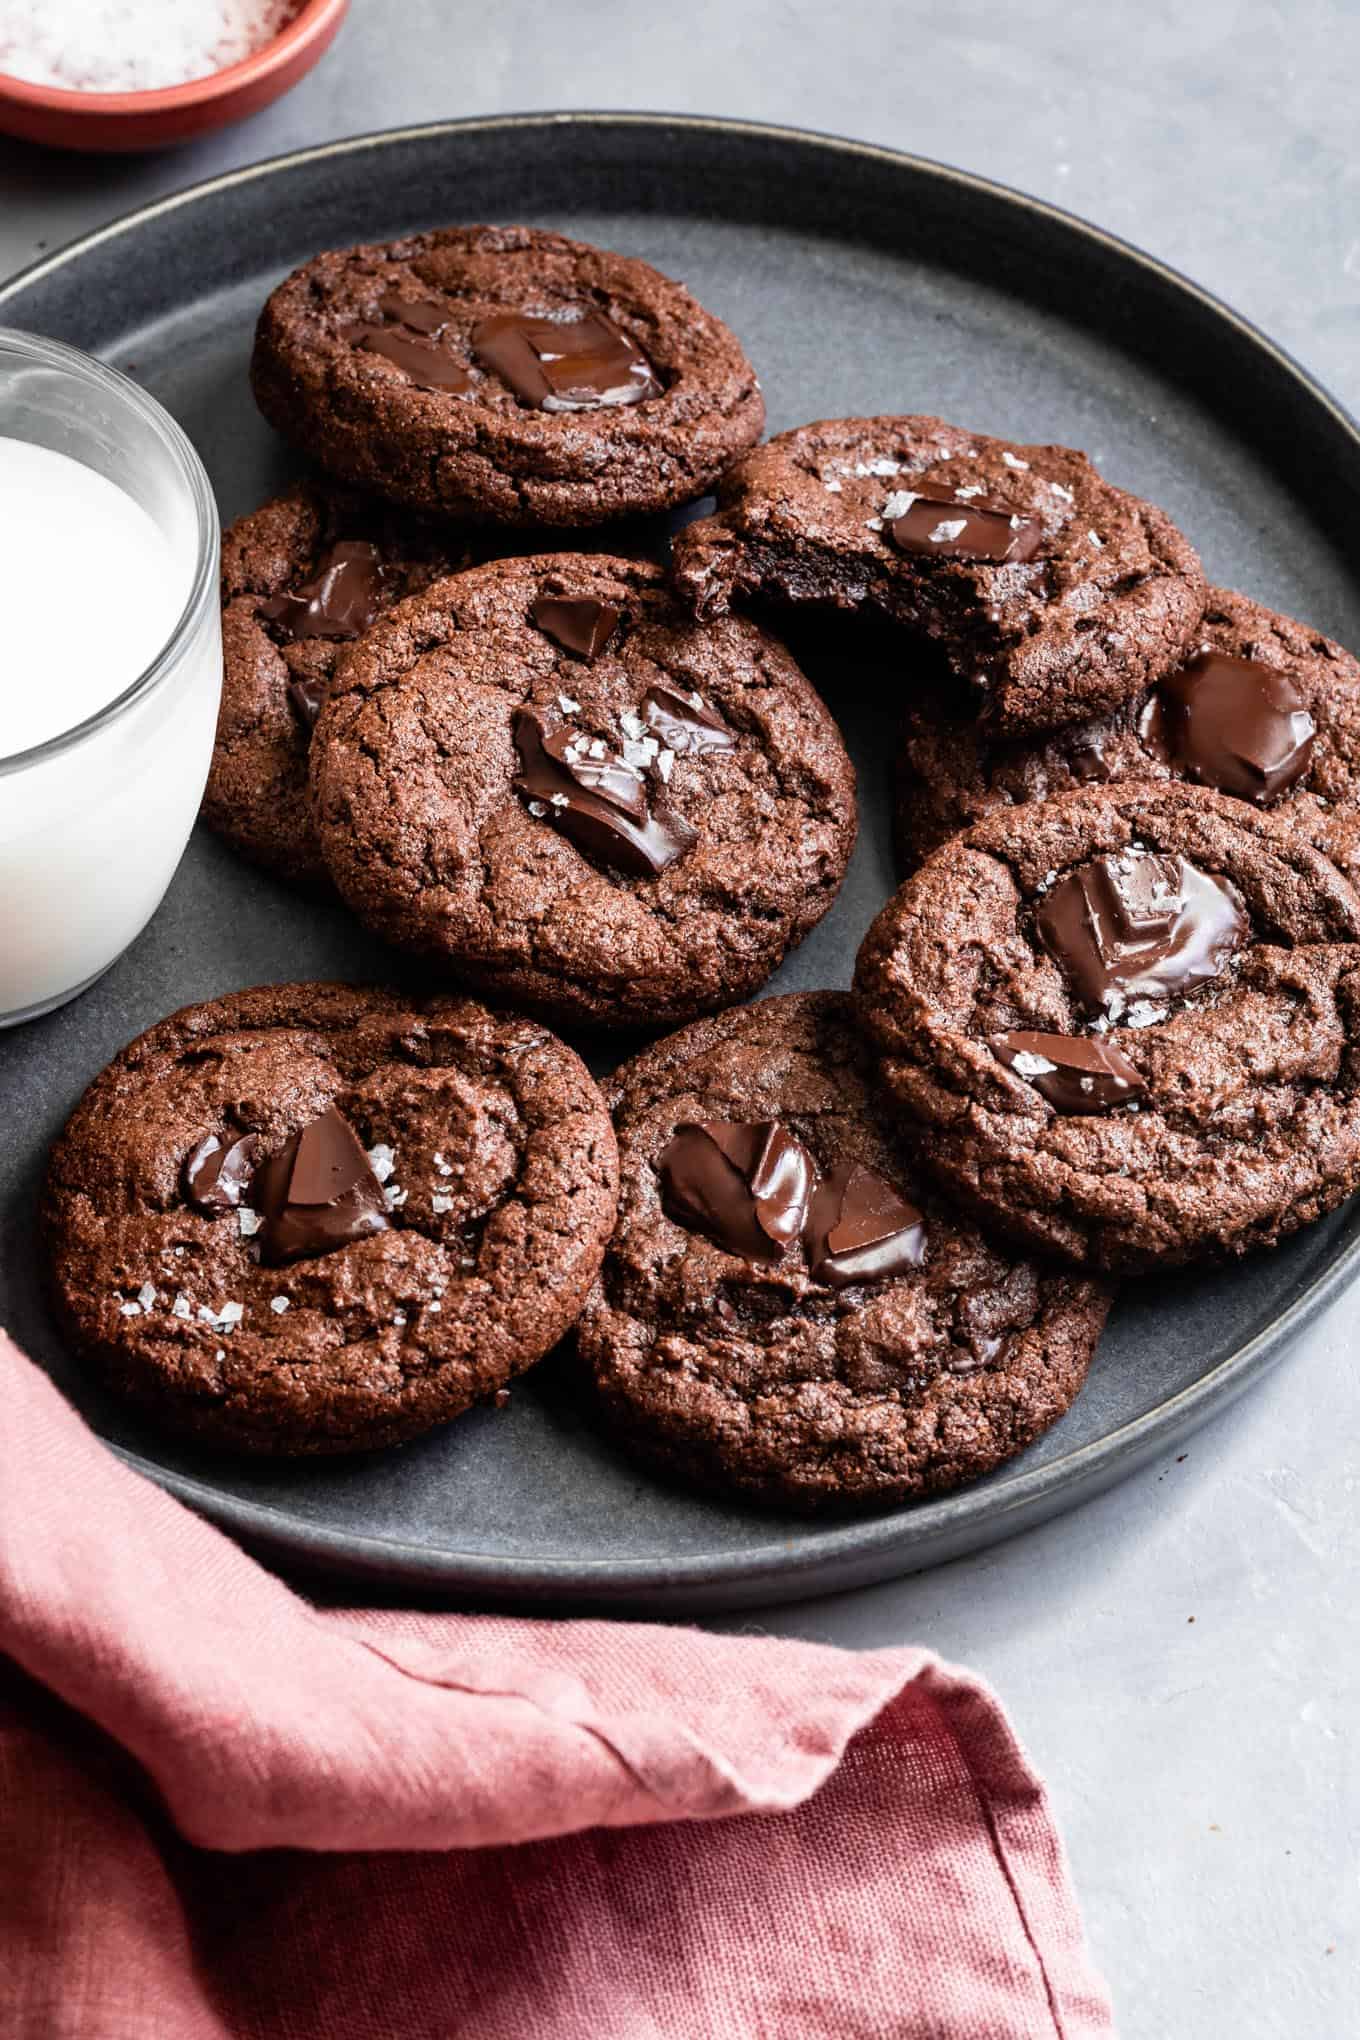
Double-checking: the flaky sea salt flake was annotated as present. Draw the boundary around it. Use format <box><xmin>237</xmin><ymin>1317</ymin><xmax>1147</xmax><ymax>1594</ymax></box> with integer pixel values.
<box><xmin>1013</xmin><ymin>1051</ymin><xmax>1058</xmax><ymax>1078</ymax></box>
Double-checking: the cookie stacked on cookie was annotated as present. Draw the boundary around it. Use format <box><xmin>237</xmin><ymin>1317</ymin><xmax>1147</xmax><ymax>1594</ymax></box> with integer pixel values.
<box><xmin>44</xmin><ymin>222</ymin><xmax>1360</xmax><ymax>1505</ymax></box>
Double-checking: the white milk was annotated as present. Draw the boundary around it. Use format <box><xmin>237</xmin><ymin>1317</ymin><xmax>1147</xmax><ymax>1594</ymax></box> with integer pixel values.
<box><xmin>0</xmin><ymin>435</ymin><xmax>221</xmax><ymax>1023</ymax></box>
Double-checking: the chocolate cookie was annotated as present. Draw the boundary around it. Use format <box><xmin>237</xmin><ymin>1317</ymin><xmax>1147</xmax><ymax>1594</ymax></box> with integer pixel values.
<box><xmin>205</xmin><ymin>481</ymin><xmax>467</xmax><ymax>887</ymax></box>
<box><xmin>575</xmin><ymin>993</ymin><xmax>1110</xmax><ymax>1510</ymax></box>
<box><xmin>671</xmin><ymin>415</ymin><xmax>1206</xmax><ymax>734</ymax></box>
<box><xmin>43</xmin><ymin>983</ymin><xmax>618</xmax><ymax>1455</ymax></box>
<box><xmin>896</xmin><ymin>587</ymin><xmax>1360</xmax><ymax>873</ymax></box>
<box><xmin>309</xmin><ymin>555</ymin><xmax>858</xmax><ymax>1029</ymax></box>
<box><xmin>251</xmin><ymin>226</ymin><xmax>764</xmax><ymax>527</ymax></box>
<box><xmin>855</xmin><ymin>781</ymin><xmax>1360</xmax><ymax>1271</ymax></box>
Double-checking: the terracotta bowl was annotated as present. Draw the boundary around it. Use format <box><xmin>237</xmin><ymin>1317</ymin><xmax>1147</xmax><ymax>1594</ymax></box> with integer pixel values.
<box><xmin>0</xmin><ymin>0</ymin><xmax>349</xmax><ymax>152</ymax></box>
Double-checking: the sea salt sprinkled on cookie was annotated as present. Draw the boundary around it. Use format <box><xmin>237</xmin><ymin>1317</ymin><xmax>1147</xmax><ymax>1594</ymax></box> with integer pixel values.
<box><xmin>270</xmin><ymin>1296</ymin><xmax>290</xmax><ymax>1314</ymax></box>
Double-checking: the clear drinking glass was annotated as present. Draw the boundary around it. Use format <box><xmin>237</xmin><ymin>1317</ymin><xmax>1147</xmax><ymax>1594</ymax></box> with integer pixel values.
<box><xmin>0</xmin><ymin>328</ymin><xmax>220</xmax><ymax>1026</ymax></box>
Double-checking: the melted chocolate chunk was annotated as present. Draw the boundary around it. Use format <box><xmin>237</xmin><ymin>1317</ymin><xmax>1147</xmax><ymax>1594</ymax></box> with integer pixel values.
<box><xmin>1139</xmin><ymin>651</ymin><xmax>1316</xmax><ymax>804</ymax></box>
<box><xmin>1068</xmin><ymin>730</ymin><xmax>1114</xmax><ymax>784</ymax></box>
<box><xmin>513</xmin><ymin>707</ymin><xmax>697</xmax><ymax>878</ymax></box>
<box><xmin>802</xmin><ymin>1160</ymin><xmax>927</xmax><ymax>1288</ymax></box>
<box><xmin>890</xmin><ymin>496</ymin><xmax>1042</xmax><ymax>564</ymax></box>
<box><xmin>345</xmin><ymin>323</ymin><xmax>474</xmax><ymax>393</ymax></box>
<box><xmin>250</xmin><ymin>1105</ymin><xmax>389</xmax><ymax>1267</ymax></box>
<box><xmin>993</xmin><ymin>1030</ymin><xmax>1146</xmax><ymax>1113</ymax></box>
<box><xmin>376</xmin><ymin>291</ymin><xmax>450</xmax><ymax>334</ymax></box>
<box><xmin>181</xmin><ymin>1132</ymin><xmax>260</xmax><ymax>1215</ymax></box>
<box><xmin>1036</xmin><ymin>849</ymin><xmax>1248</xmax><ymax>1017</ymax></box>
<box><xmin>530</xmin><ymin>595</ymin><xmax>620</xmax><ymax>661</ymax></box>
<box><xmin>259</xmin><ymin>540</ymin><xmax>388</xmax><ymax>643</ymax></box>
<box><xmin>287</xmin><ymin>675</ymin><xmax>326</xmax><ymax>731</ymax></box>
<box><xmin>641</xmin><ymin>684</ymin><xmax>737</xmax><ymax>757</ymax></box>
<box><xmin>658</xmin><ymin>1120</ymin><xmax>814</xmax><ymax>1262</ymax></box>
<box><xmin>470</xmin><ymin>311</ymin><xmax>661</xmax><ymax>411</ymax></box>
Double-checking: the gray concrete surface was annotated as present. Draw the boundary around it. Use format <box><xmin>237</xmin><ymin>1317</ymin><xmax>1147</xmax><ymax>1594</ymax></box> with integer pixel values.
<box><xmin>2</xmin><ymin>4</ymin><xmax>1356</xmax><ymax>2032</ymax></box>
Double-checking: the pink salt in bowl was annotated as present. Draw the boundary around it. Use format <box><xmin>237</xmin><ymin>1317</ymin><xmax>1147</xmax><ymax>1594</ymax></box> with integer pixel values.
<box><xmin>0</xmin><ymin>0</ymin><xmax>349</xmax><ymax>152</ymax></box>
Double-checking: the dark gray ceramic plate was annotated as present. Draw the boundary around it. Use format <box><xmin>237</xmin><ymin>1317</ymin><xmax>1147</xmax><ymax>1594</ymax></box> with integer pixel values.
<box><xmin>3</xmin><ymin>114</ymin><xmax>1360</xmax><ymax>1613</ymax></box>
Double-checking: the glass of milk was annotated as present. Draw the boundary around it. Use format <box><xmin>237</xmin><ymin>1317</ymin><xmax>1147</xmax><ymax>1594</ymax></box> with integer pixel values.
<box><xmin>0</xmin><ymin>329</ymin><xmax>220</xmax><ymax>1026</ymax></box>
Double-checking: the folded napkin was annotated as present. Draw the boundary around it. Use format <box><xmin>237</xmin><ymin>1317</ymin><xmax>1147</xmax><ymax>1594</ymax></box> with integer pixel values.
<box><xmin>0</xmin><ymin>1336</ymin><xmax>1112</xmax><ymax>2038</ymax></box>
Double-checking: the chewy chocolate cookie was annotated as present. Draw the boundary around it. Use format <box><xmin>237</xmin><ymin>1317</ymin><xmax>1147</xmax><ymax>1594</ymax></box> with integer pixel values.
<box><xmin>43</xmin><ymin>983</ymin><xmax>618</xmax><ymax>1455</ymax></box>
<box><xmin>575</xmin><ymin>993</ymin><xmax>1110</xmax><ymax>1510</ymax></box>
<box><xmin>671</xmin><ymin>415</ymin><xmax>1206</xmax><ymax>734</ymax></box>
<box><xmin>205</xmin><ymin>480</ymin><xmax>467</xmax><ymax>887</ymax></box>
<box><xmin>896</xmin><ymin>587</ymin><xmax>1360</xmax><ymax>873</ymax></box>
<box><xmin>855</xmin><ymin>781</ymin><xmax>1360</xmax><ymax>1272</ymax></box>
<box><xmin>251</xmin><ymin>225</ymin><xmax>764</xmax><ymax>527</ymax></box>
<box><xmin>309</xmin><ymin>554</ymin><xmax>858</xmax><ymax>1029</ymax></box>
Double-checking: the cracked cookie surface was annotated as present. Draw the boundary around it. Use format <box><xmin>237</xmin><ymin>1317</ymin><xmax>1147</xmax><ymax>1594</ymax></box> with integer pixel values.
<box><xmin>250</xmin><ymin>225</ymin><xmax>764</xmax><ymax>526</ymax></box>
<box><xmin>205</xmin><ymin>480</ymin><xmax>468</xmax><ymax>888</ymax></box>
<box><xmin>43</xmin><ymin>983</ymin><xmax>618</xmax><ymax>1455</ymax></box>
<box><xmin>895</xmin><ymin>586</ymin><xmax>1360</xmax><ymax>875</ymax></box>
<box><xmin>575</xmin><ymin>993</ymin><xmax>1110</xmax><ymax>1509</ymax></box>
<box><xmin>309</xmin><ymin>554</ymin><xmax>858</xmax><ymax>1029</ymax></box>
<box><xmin>856</xmin><ymin>782</ymin><xmax>1360</xmax><ymax>1271</ymax></box>
<box><xmin>671</xmin><ymin>414</ymin><xmax>1206</xmax><ymax>734</ymax></box>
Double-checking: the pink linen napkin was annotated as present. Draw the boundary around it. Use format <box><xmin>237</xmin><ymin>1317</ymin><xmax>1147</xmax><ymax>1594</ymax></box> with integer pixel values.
<box><xmin>0</xmin><ymin>1335</ymin><xmax>1112</xmax><ymax>2038</ymax></box>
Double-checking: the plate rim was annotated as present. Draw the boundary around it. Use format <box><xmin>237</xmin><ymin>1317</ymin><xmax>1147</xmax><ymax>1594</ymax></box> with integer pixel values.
<box><xmin>5</xmin><ymin>108</ymin><xmax>1360</xmax><ymax>1606</ymax></box>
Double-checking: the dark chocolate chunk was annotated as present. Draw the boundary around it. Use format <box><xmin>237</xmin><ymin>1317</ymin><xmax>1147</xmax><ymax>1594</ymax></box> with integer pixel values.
<box><xmin>470</xmin><ymin>310</ymin><xmax>661</xmax><ymax>411</ymax></box>
<box><xmin>802</xmin><ymin>1159</ymin><xmax>926</xmax><ymax>1288</ymax></box>
<box><xmin>181</xmin><ymin>1132</ymin><xmax>261</xmax><ymax>1215</ymax></box>
<box><xmin>287</xmin><ymin>675</ymin><xmax>326</xmax><ymax>731</ymax></box>
<box><xmin>512</xmin><ymin>707</ymin><xmax>697</xmax><ymax>878</ymax></box>
<box><xmin>539</xmin><ymin>720</ymin><xmax>648</xmax><ymax>821</ymax></box>
<box><xmin>376</xmin><ymin>291</ymin><xmax>450</xmax><ymax>335</ymax></box>
<box><xmin>890</xmin><ymin>496</ymin><xmax>1043</xmax><ymax>565</ymax></box>
<box><xmin>250</xmin><ymin>1105</ymin><xmax>390</xmax><ymax>1266</ymax></box>
<box><xmin>993</xmin><ymin>1030</ymin><xmax>1147</xmax><ymax>1113</ymax></box>
<box><xmin>1140</xmin><ymin>651</ymin><xmax>1316</xmax><ymax>804</ymax></box>
<box><xmin>345</xmin><ymin>323</ymin><xmax>474</xmax><ymax>393</ymax></box>
<box><xmin>641</xmin><ymin>684</ymin><xmax>737</xmax><ymax>757</ymax></box>
<box><xmin>1036</xmin><ymin>849</ymin><xmax>1248</xmax><ymax>1017</ymax></box>
<box><xmin>657</xmin><ymin>1120</ymin><xmax>814</xmax><ymax>1262</ymax></box>
<box><xmin>530</xmin><ymin>594</ymin><xmax>620</xmax><ymax>661</ymax></box>
<box><xmin>258</xmin><ymin>540</ymin><xmax>388</xmax><ymax>643</ymax></box>
<box><xmin>1068</xmin><ymin>730</ymin><xmax>1114</xmax><ymax>784</ymax></box>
